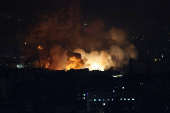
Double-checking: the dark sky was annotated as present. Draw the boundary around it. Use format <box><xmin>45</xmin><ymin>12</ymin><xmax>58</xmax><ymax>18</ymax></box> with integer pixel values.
<box><xmin>0</xmin><ymin>0</ymin><xmax>170</xmax><ymax>56</ymax></box>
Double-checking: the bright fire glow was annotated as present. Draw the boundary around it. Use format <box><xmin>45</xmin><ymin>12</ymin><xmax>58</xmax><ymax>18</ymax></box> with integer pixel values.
<box><xmin>66</xmin><ymin>56</ymin><xmax>84</xmax><ymax>71</ymax></box>
<box><xmin>89</xmin><ymin>63</ymin><xmax>104</xmax><ymax>71</ymax></box>
<box><xmin>37</xmin><ymin>45</ymin><xmax>43</xmax><ymax>49</ymax></box>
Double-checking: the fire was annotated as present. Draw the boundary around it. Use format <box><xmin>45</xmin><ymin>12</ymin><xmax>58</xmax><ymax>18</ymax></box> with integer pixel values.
<box><xmin>45</xmin><ymin>62</ymin><xmax>49</xmax><ymax>68</ymax></box>
<box><xmin>66</xmin><ymin>56</ymin><xmax>84</xmax><ymax>71</ymax></box>
<box><xmin>90</xmin><ymin>63</ymin><xmax>104</xmax><ymax>71</ymax></box>
<box><xmin>37</xmin><ymin>45</ymin><xmax>43</xmax><ymax>50</ymax></box>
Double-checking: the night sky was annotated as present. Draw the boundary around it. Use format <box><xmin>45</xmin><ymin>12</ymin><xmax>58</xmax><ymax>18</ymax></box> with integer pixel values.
<box><xmin>0</xmin><ymin>0</ymin><xmax>170</xmax><ymax>57</ymax></box>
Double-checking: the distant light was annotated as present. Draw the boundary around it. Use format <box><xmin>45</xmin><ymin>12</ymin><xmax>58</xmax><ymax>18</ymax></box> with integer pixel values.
<box><xmin>124</xmin><ymin>98</ymin><xmax>126</xmax><ymax>100</ymax></box>
<box><xmin>83</xmin><ymin>93</ymin><xmax>86</xmax><ymax>96</ymax></box>
<box><xmin>94</xmin><ymin>99</ymin><xmax>96</xmax><ymax>101</ymax></box>
<box><xmin>103</xmin><ymin>99</ymin><xmax>105</xmax><ymax>101</ymax></box>
<box><xmin>87</xmin><ymin>93</ymin><xmax>88</xmax><ymax>95</ymax></box>
<box><xmin>17</xmin><ymin>64</ymin><xmax>24</xmax><ymax>68</ymax></box>
<box><xmin>132</xmin><ymin>98</ymin><xmax>134</xmax><ymax>100</ymax></box>
<box><xmin>98</xmin><ymin>99</ymin><xmax>101</xmax><ymax>101</ymax></box>
<box><xmin>162</xmin><ymin>54</ymin><xmax>164</xmax><ymax>58</ymax></box>
<box><xmin>18</xmin><ymin>19</ymin><xmax>21</xmax><ymax>21</ymax></box>
<box><xmin>78</xmin><ymin>94</ymin><xmax>79</xmax><ymax>96</ymax></box>
<box><xmin>103</xmin><ymin>103</ymin><xmax>105</xmax><ymax>106</ymax></box>
<box><xmin>77</xmin><ymin>98</ymin><xmax>79</xmax><ymax>100</ymax></box>
<box><xmin>112</xmin><ymin>75</ymin><xmax>122</xmax><ymax>77</ymax></box>
<box><xmin>159</xmin><ymin>59</ymin><xmax>161</xmax><ymax>61</ymax></box>
<box><xmin>122</xmin><ymin>87</ymin><xmax>124</xmax><ymax>89</ymax></box>
<box><xmin>113</xmin><ymin>90</ymin><xmax>115</xmax><ymax>92</ymax></box>
<box><xmin>83</xmin><ymin>97</ymin><xmax>85</xmax><ymax>99</ymax></box>
<box><xmin>167</xmin><ymin>107</ymin><xmax>169</xmax><ymax>110</ymax></box>
<box><xmin>155</xmin><ymin>59</ymin><xmax>157</xmax><ymax>62</ymax></box>
<box><xmin>112</xmin><ymin>98</ymin><xmax>113</xmax><ymax>101</ymax></box>
<box><xmin>107</xmin><ymin>99</ymin><xmax>109</xmax><ymax>101</ymax></box>
<box><xmin>120</xmin><ymin>98</ymin><xmax>122</xmax><ymax>100</ymax></box>
<box><xmin>128</xmin><ymin>98</ymin><xmax>130</xmax><ymax>100</ymax></box>
<box><xmin>25</xmin><ymin>42</ymin><xmax>26</xmax><ymax>45</ymax></box>
<box><xmin>89</xmin><ymin>99</ymin><xmax>91</xmax><ymax>101</ymax></box>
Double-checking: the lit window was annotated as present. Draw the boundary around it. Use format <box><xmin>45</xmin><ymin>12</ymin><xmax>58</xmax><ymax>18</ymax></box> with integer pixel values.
<box><xmin>83</xmin><ymin>94</ymin><xmax>86</xmax><ymax>96</ymax></box>
<box><xmin>124</xmin><ymin>98</ymin><xmax>126</xmax><ymax>100</ymax></box>
<box><xmin>128</xmin><ymin>98</ymin><xmax>130</xmax><ymax>100</ymax></box>
<box><xmin>103</xmin><ymin>103</ymin><xmax>105</xmax><ymax>106</ymax></box>
<box><xmin>132</xmin><ymin>98</ymin><xmax>134</xmax><ymax>100</ymax></box>
<box><xmin>107</xmin><ymin>99</ymin><xmax>109</xmax><ymax>101</ymax></box>
<box><xmin>155</xmin><ymin>59</ymin><xmax>157</xmax><ymax>62</ymax></box>
<box><xmin>87</xmin><ymin>93</ymin><xmax>88</xmax><ymax>95</ymax></box>
<box><xmin>120</xmin><ymin>98</ymin><xmax>122</xmax><ymax>100</ymax></box>
<box><xmin>103</xmin><ymin>99</ymin><xmax>105</xmax><ymax>101</ymax></box>
<box><xmin>83</xmin><ymin>97</ymin><xmax>85</xmax><ymax>99</ymax></box>
<box><xmin>112</xmin><ymin>98</ymin><xmax>113</xmax><ymax>101</ymax></box>
<box><xmin>162</xmin><ymin>54</ymin><xmax>164</xmax><ymax>58</ymax></box>
<box><xmin>113</xmin><ymin>90</ymin><xmax>115</xmax><ymax>92</ymax></box>
<box><xmin>94</xmin><ymin>99</ymin><xmax>96</xmax><ymax>101</ymax></box>
<box><xmin>78</xmin><ymin>94</ymin><xmax>79</xmax><ymax>96</ymax></box>
<box><xmin>98</xmin><ymin>99</ymin><xmax>101</xmax><ymax>101</ymax></box>
<box><xmin>122</xmin><ymin>87</ymin><xmax>124</xmax><ymax>89</ymax></box>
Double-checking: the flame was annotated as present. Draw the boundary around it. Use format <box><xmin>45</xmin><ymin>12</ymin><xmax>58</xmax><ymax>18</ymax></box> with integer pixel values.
<box><xmin>66</xmin><ymin>56</ymin><xmax>84</xmax><ymax>71</ymax></box>
<box><xmin>45</xmin><ymin>62</ymin><xmax>49</xmax><ymax>68</ymax></box>
<box><xmin>90</xmin><ymin>63</ymin><xmax>104</xmax><ymax>71</ymax></box>
<box><xmin>37</xmin><ymin>45</ymin><xmax>43</xmax><ymax>49</ymax></box>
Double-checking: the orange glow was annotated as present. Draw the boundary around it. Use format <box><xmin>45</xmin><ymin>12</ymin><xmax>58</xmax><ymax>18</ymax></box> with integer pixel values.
<box><xmin>66</xmin><ymin>56</ymin><xmax>84</xmax><ymax>71</ymax></box>
<box><xmin>45</xmin><ymin>62</ymin><xmax>49</xmax><ymax>68</ymax></box>
<box><xmin>37</xmin><ymin>45</ymin><xmax>43</xmax><ymax>49</ymax></box>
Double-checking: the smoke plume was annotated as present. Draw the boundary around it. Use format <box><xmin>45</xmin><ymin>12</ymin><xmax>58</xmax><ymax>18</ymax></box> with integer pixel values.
<box><xmin>23</xmin><ymin>0</ymin><xmax>137</xmax><ymax>71</ymax></box>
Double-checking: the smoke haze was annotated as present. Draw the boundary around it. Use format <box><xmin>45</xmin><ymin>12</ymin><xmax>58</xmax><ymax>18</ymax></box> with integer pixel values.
<box><xmin>23</xmin><ymin>0</ymin><xmax>137</xmax><ymax>71</ymax></box>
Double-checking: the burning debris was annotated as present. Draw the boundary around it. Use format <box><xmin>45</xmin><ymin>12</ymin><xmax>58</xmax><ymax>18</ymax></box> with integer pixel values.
<box><xmin>22</xmin><ymin>1</ymin><xmax>137</xmax><ymax>71</ymax></box>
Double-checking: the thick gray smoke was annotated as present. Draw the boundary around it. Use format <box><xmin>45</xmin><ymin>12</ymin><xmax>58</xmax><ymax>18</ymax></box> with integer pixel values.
<box><xmin>24</xmin><ymin>0</ymin><xmax>137</xmax><ymax>70</ymax></box>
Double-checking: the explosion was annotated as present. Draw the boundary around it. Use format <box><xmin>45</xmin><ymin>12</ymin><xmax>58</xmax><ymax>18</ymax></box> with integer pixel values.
<box><xmin>23</xmin><ymin>0</ymin><xmax>137</xmax><ymax>71</ymax></box>
<box><xmin>66</xmin><ymin>51</ymin><xmax>84</xmax><ymax>70</ymax></box>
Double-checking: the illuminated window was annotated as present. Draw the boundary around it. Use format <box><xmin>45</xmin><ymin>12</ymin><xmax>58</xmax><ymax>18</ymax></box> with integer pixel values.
<box><xmin>98</xmin><ymin>99</ymin><xmax>101</xmax><ymax>101</ymax></box>
<box><xmin>83</xmin><ymin>94</ymin><xmax>86</xmax><ymax>96</ymax></box>
<box><xmin>78</xmin><ymin>94</ymin><xmax>79</xmax><ymax>96</ymax></box>
<box><xmin>83</xmin><ymin>97</ymin><xmax>85</xmax><ymax>99</ymax></box>
<box><xmin>128</xmin><ymin>98</ymin><xmax>130</xmax><ymax>100</ymax></box>
<box><xmin>162</xmin><ymin>54</ymin><xmax>164</xmax><ymax>58</ymax></box>
<box><xmin>124</xmin><ymin>98</ymin><xmax>126</xmax><ymax>100</ymax></box>
<box><xmin>113</xmin><ymin>90</ymin><xmax>115</xmax><ymax>92</ymax></box>
<box><xmin>103</xmin><ymin>99</ymin><xmax>105</xmax><ymax>101</ymax></box>
<box><xmin>122</xmin><ymin>87</ymin><xmax>124</xmax><ymax>89</ymax></box>
<box><xmin>107</xmin><ymin>99</ymin><xmax>109</xmax><ymax>101</ymax></box>
<box><xmin>103</xmin><ymin>103</ymin><xmax>105</xmax><ymax>106</ymax></box>
<box><xmin>112</xmin><ymin>98</ymin><xmax>113</xmax><ymax>101</ymax></box>
<box><xmin>132</xmin><ymin>98</ymin><xmax>134</xmax><ymax>100</ymax></box>
<box><xmin>120</xmin><ymin>98</ymin><xmax>122</xmax><ymax>100</ymax></box>
<box><xmin>94</xmin><ymin>99</ymin><xmax>96</xmax><ymax>101</ymax></box>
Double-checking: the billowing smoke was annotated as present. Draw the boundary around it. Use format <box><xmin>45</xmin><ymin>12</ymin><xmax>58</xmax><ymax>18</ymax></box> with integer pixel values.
<box><xmin>23</xmin><ymin>1</ymin><xmax>137</xmax><ymax>71</ymax></box>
